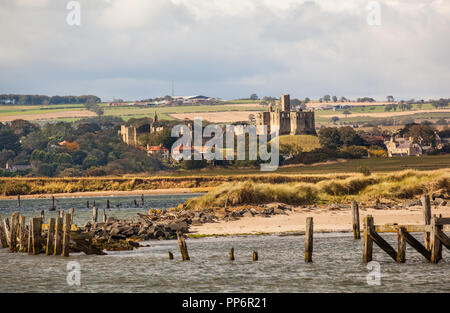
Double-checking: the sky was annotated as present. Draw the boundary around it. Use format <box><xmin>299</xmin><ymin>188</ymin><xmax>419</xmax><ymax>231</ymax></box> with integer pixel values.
<box><xmin>0</xmin><ymin>0</ymin><xmax>449</xmax><ymax>101</ymax></box>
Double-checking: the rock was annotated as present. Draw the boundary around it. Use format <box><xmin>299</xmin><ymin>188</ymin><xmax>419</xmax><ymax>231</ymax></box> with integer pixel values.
<box><xmin>273</xmin><ymin>208</ymin><xmax>288</xmax><ymax>215</ymax></box>
<box><xmin>434</xmin><ymin>198</ymin><xmax>446</xmax><ymax>206</ymax></box>
<box><xmin>168</xmin><ymin>221</ymin><xmax>189</xmax><ymax>233</ymax></box>
<box><xmin>242</xmin><ymin>210</ymin><xmax>254</xmax><ymax>218</ymax></box>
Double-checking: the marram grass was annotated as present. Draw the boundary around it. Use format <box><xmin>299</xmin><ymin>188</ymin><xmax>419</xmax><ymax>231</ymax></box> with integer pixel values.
<box><xmin>183</xmin><ymin>169</ymin><xmax>450</xmax><ymax>209</ymax></box>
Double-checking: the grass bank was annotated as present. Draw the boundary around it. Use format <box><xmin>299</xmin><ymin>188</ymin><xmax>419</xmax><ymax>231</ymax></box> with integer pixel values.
<box><xmin>183</xmin><ymin>169</ymin><xmax>450</xmax><ymax>209</ymax></box>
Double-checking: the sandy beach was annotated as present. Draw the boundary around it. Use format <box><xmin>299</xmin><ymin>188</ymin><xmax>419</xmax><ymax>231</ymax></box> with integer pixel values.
<box><xmin>190</xmin><ymin>205</ymin><xmax>450</xmax><ymax>235</ymax></box>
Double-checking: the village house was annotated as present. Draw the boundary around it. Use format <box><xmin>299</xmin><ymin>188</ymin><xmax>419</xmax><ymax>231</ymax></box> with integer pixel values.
<box><xmin>385</xmin><ymin>137</ymin><xmax>422</xmax><ymax>157</ymax></box>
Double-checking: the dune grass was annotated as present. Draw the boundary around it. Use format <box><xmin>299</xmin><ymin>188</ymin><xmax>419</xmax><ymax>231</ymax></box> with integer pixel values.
<box><xmin>183</xmin><ymin>169</ymin><xmax>450</xmax><ymax>209</ymax></box>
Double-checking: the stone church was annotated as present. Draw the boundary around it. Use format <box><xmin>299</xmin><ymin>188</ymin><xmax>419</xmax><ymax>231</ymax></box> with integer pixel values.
<box><xmin>256</xmin><ymin>94</ymin><xmax>316</xmax><ymax>135</ymax></box>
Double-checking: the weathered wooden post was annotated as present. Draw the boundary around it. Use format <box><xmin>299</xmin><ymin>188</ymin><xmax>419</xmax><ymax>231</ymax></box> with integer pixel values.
<box><xmin>27</xmin><ymin>218</ymin><xmax>32</xmax><ymax>254</ymax></box>
<box><xmin>40</xmin><ymin>210</ymin><xmax>45</xmax><ymax>224</ymax></box>
<box><xmin>18</xmin><ymin>215</ymin><xmax>27</xmax><ymax>252</ymax></box>
<box><xmin>352</xmin><ymin>201</ymin><xmax>361</xmax><ymax>240</ymax></box>
<box><xmin>229</xmin><ymin>247</ymin><xmax>235</xmax><ymax>261</ymax></box>
<box><xmin>54</xmin><ymin>217</ymin><xmax>63</xmax><ymax>255</ymax></box>
<box><xmin>168</xmin><ymin>251</ymin><xmax>174</xmax><ymax>260</ymax></box>
<box><xmin>59</xmin><ymin>209</ymin><xmax>64</xmax><ymax>219</ymax></box>
<box><xmin>92</xmin><ymin>206</ymin><xmax>98</xmax><ymax>223</ymax></box>
<box><xmin>134</xmin><ymin>199</ymin><xmax>138</xmax><ymax>207</ymax></box>
<box><xmin>422</xmin><ymin>195</ymin><xmax>431</xmax><ymax>251</ymax></box>
<box><xmin>141</xmin><ymin>194</ymin><xmax>145</xmax><ymax>206</ymax></box>
<box><xmin>430</xmin><ymin>215</ymin><xmax>442</xmax><ymax>264</ymax></box>
<box><xmin>17</xmin><ymin>194</ymin><xmax>21</xmax><ymax>207</ymax></box>
<box><xmin>3</xmin><ymin>218</ymin><xmax>11</xmax><ymax>246</ymax></box>
<box><xmin>305</xmin><ymin>217</ymin><xmax>313</xmax><ymax>263</ymax></box>
<box><xmin>31</xmin><ymin>217</ymin><xmax>42</xmax><ymax>255</ymax></box>
<box><xmin>103</xmin><ymin>209</ymin><xmax>107</xmax><ymax>223</ymax></box>
<box><xmin>62</xmin><ymin>214</ymin><xmax>71</xmax><ymax>257</ymax></box>
<box><xmin>86</xmin><ymin>200</ymin><xmax>89</xmax><ymax>208</ymax></box>
<box><xmin>252</xmin><ymin>251</ymin><xmax>258</xmax><ymax>261</ymax></box>
<box><xmin>69</xmin><ymin>208</ymin><xmax>74</xmax><ymax>224</ymax></box>
<box><xmin>51</xmin><ymin>196</ymin><xmax>56</xmax><ymax>211</ymax></box>
<box><xmin>0</xmin><ymin>219</ymin><xmax>8</xmax><ymax>248</ymax></box>
<box><xmin>93</xmin><ymin>200</ymin><xmax>96</xmax><ymax>207</ymax></box>
<box><xmin>363</xmin><ymin>215</ymin><xmax>374</xmax><ymax>263</ymax></box>
<box><xmin>46</xmin><ymin>218</ymin><xmax>55</xmax><ymax>256</ymax></box>
<box><xmin>177</xmin><ymin>231</ymin><xmax>190</xmax><ymax>261</ymax></box>
<box><xmin>9</xmin><ymin>212</ymin><xmax>19</xmax><ymax>252</ymax></box>
<box><xmin>106</xmin><ymin>199</ymin><xmax>110</xmax><ymax>209</ymax></box>
<box><xmin>397</xmin><ymin>227</ymin><xmax>406</xmax><ymax>263</ymax></box>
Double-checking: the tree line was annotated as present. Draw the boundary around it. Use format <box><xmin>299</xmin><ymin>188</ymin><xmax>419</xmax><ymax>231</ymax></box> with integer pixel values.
<box><xmin>0</xmin><ymin>94</ymin><xmax>101</xmax><ymax>105</ymax></box>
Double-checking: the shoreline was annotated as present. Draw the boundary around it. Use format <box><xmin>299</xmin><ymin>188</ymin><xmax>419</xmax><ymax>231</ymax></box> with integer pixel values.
<box><xmin>0</xmin><ymin>188</ymin><xmax>208</xmax><ymax>200</ymax></box>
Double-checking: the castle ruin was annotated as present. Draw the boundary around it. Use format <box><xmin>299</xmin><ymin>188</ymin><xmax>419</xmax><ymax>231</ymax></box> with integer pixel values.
<box><xmin>120</xmin><ymin>112</ymin><xmax>164</xmax><ymax>146</ymax></box>
<box><xmin>256</xmin><ymin>94</ymin><xmax>316</xmax><ymax>135</ymax></box>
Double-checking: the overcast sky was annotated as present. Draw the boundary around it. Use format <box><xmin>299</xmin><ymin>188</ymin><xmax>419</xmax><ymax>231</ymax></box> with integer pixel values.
<box><xmin>0</xmin><ymin>0</ymin><xmax>449</xmax><ymax>101</ymax></box>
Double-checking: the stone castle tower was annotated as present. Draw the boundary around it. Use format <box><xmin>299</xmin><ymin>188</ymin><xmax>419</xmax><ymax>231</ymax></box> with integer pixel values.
<box><xmin>256</xmin><ymin>94</ymin><xmax>316</xmax><ymax>136</ymax></box>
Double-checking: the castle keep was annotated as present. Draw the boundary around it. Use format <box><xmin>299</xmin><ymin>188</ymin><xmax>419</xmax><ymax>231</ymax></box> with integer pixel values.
<box><xmin>256</xmin><ymin>94</ymin><xmax>316</xmax><ymax>135</ymax></box>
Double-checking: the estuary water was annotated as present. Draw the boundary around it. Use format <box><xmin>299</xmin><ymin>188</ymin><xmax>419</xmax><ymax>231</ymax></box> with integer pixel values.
<box><xmin>0</xmin><ymin>194</ymin><xmax>449</xmax><ymax>293</ymax></box>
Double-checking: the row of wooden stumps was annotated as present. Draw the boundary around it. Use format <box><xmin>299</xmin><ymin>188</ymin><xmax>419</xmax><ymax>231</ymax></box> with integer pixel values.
<box><xmin>362</xmin><ymin>195</ymin><xmax>450</xmax><ymax>264</ymax></box>
<box><xmin>0</xmin><ymin>211</ymin><xmax>73</xmax><ymax>257</ymax></box>
<box><xmin>168</xmin><ymin>218</ymin><xmax>315</xmax><ymax>263</ymax></box>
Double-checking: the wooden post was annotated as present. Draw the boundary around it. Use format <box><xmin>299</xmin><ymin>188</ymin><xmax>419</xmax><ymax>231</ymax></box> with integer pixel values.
<box><xmin>305</xmin><ymin>217</ymin><xmax>313</xmax><ymax>263</ymax></box>
<box><xmin>46</xmin><ymin>218</ymin><xmax>55</xmax><ymax>256</ymax></box>
<box><xmin>168</xmin><ymin>251</ymin><xmax>174</xmax><ymax>260</ymax></box>
<box><xmin>134</xmin><ymin>199</ymin><xmax>138</xmax><ymax>207</ymax></box>
<box><xmin>62</xmin><ymin>214</ymin><xmax>71</xmax><ymax>257</ymax></box>
<box><xmin>92</xmin><ymin>206</ymin><xmax>98</xmax><ymax>223</ymax></box>
<box><xmin>3</xmin><ymin>218</ymin><xmax>11</xmax><ymax>246</ymax></box>
<box><xmin>87</xmin><ymin>200</ymin><xmax>89</xmax><ymax>208</ymax></box>
<box><xmin>69</xmin><ymin>208</ymin><xmax>74</xmax><ymax>224</ymax></box>
<box><xmin>103</xmin><ymin>209</ymin><xmax>107</xmax><ymax>223</ymax></box>
<box><xmin>422</xmin><ymin>195</ymin><xmax>431</xmax><ymax>251</ymax></box>
<box><xmin>363</xmin><ymin>215</ymin><xmax>374</xmax><ymax>263</ymax></box>
<box><xmin>9</xmin><ymin>212</ymin><xmax>19</xmax><ymax>252</ymax></box>
<box><xmin>141</xmin><ymin>194</ymin><xmax>145</xmax><ymax>206</ymax></box>
<box><xmin>229</xmin><ymin>247</ymin><xmax>235</xmax><ymax>261</ymax></box>
<box><xmin>51</xmin><ymin>196</ymin><xmax>56</xmax><ymax>211</ymax></box>
<box><xmin>0</xmin><ymin>219</ymin><xmax>8</xmax><ymax>248</ymax></box>
<box><xmin>252</xmin><ymin>251</ymin><xmax>258</xmax><ymax>261</ymax></box>
<box><xmin>93</xmin><ymin>200</ymin><xmax>96</xmax><ymax>207</ymax></box>
<box><xmin>430</xmin><ymin>216</ymin><xmax>442</xmax><ymax>264</ymax></box>
<box><xmin>54</xmin><ymin>217</ymin><xmax>63</xmax><ymax>255</ymax></box>
<box><xmin>27</xmin><ymin>218</ymin><xmax>32</xmax><ymax>254</ymax></box>
<box><xmin>177</xmin><ymin>231</ymin><xmax>190</xmax><ymax>261</ymax></box>
<box><xmin>17</xmin><ymin>194</ymin><xmax>21</xmax><ymax>207</ymax></box>
<box><xmin>106</xmin><ymin>199</ymin><xmax>110</xmax><ymax>209</ymax></box>
<box><xmin>397</xmin><ymin>227</ymin><xmax>406</xmax><ymax>263</ymax></box>
<box><xmin>59</xmin><ymin>209</ymin><xmax>64</xmax><ymax>219</ymax></box>
<box><xmin>352</xmin><ymin>201</ymin><xmax>361</xmax><ymax>239</ymax></box>
<box><xmin>31</xmin><ymin>217</ymin><xmax>42</xmax><ymax>255</ymax></box>
<box><xmin>18</xmin><ymin>215</ymin><xmax>26</xmax><ymax>252</ymax></box>
<box><xmin>40</xmin><ymin>210</ymin><xmax>45</xmax><ymax>224</ymax></box>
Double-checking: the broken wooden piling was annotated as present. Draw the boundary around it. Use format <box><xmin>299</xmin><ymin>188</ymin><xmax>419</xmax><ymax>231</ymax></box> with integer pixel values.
<box><xmin>69</xmin><ymin>208</ymin><xmax>74</xmax><ymax>224</ymax></box>
<box><xmin>168</xmin><ymin>251</ymin><xmax>174</xmax><ymax>260</ymax></box>
<box><xmin>17</xmin><ymin>195</ymin><xmax>21</xmax><ymax>207</ymax></box>
<box><xmin>31</xmin><ymin>217</ymin><xmax>42</xmax><ymax>255</ymax></box>
<box><xmin>352</xmin><ymin>201</ymin><xmax>360</xmax><ymax>240</ymax></box>
<box><xmin>103</xmin><ymin>209</ymin><xmax>107</xmax><ymax>223</ymax></box>
<box><xmin>363</xmin><ymin>215</ymin><xmax>374</xmax><ymax>263</ymax></box>
<box><xmin>141</xmin><ymin>194</ymin><xmax>145</xmax><ymax>206</ymax></box>
<box><xmin>177</xmin><ymin>231</ymin><xmax>190</xmax><ymax>261</ymax></box>
<box><xmin>27</xmin><ymin>218</ymin><xmax>32</xmax><ymax>255</ymax></box>
<box><xmin>422</xmin><ymin>195</ymin><xmax>431</xmax><ymax>251</ymax></box>
<box><xmin>46</xmin><ymin>218</ymin><xmax>55</xmax><ymax>256</ymax></box>
<box><xmin>9</xmin><ymin>212</ymin><xmax>19</xmax><ymax>252</ymax></box>
<box><xmin>40</xmin><ymin>210</ymin><xmax>45</xmax><ymax>224</ymax></box>
<box><xmin>252</xmin><ymin>251</ymin><xmax>258</xmax><ymax>261</ymax></box>
<box><xmin>50</xmin><ymin>196</ymin><xmax>55</xmax><ymax>211</ymax></box>
<box><xmin>229</xmin><ymin>247</ymin><xmax>235</xmax><ymax>261</ymax></box>
<box><xmin>0</xmin><ymin>219</ymin><xmax>8</xmax><ymax>248</ymax></box>
<box><xmin>62</xmin><ymin>214</ymin><xmax>71</xmax><ymax>257</ymax></box>
<box><xmin>92</xmin><ymin>206</ymin><xmax>98</xmax><ymax>223</ymax></box>
<box><xmin>397</xmin><ymin>227</ymin><xmax>406</xmax><ymax>263</ymax></box>
<box><xmin>106</xmin><ymin>199</ymin><xmax>110</xmax><ymax>209</ymax></box>
<box><xmin>305</xmin><ymin>217</ymin><xmax>313</xmax><ymax>263</ymax></box>
<box><xmin>18</xmin><ymin>215</ymin><xmax>26</xmax><ymax>252</ymax></box>
<box><xmin>59</xmin><ymin>209</ymin><xmax>64</xmax><ymax>219</ymax></box>
<box><xmin>54</xmin><ymin>217</ymin><xmax>63</xmax><ymax>256</ymax></box>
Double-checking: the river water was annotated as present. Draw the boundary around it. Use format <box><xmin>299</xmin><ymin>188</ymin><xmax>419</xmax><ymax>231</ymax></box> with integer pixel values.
<box><xmin>0</xmin><ymin>194</ymin><xmax>449</xmax><ymax>293</ymax></box>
